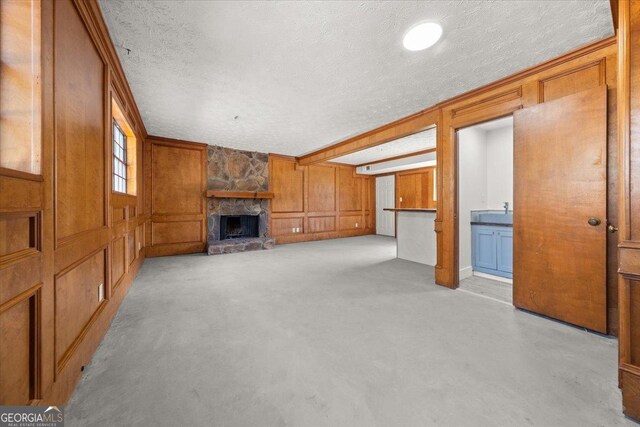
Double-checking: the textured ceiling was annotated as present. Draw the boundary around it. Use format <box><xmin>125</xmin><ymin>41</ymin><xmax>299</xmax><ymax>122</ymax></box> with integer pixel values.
<box><xmin>99</xmin><ymin>0</ymin><xmax>613</xmax><ymax>156</ymax></box>
<box><xmin>333</xmin><ymin>128</ymin><xmax>436</xmax><ymax>165</ymax></box>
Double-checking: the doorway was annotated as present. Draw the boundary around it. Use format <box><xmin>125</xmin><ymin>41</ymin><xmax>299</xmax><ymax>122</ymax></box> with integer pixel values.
<box><xmin>452</xmin><ymin>86</ymin><xmax>608</xmax><ymax>333</ymax></box>
<box><xmin>375</xmin><ymin>175</ymin><xmax>395</xmax><ymax>236</ymax></box>
<box><xmin>457</xmin><ymin>116</ymin><xmax>514</xmax><ymax>304</ymax></box>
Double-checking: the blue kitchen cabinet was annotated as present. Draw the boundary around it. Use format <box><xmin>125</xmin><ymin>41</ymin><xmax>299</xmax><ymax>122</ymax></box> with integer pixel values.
<box><xmin>471</xmin><ymin>225</ymin><xmax>513</xmax><ymax>279</ymax></box>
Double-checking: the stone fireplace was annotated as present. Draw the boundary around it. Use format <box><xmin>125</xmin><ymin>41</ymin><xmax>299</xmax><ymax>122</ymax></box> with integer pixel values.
<box><xmin>220</xmin><ymin>215</ymin><xmax>259</xmax><ymax>240</ymax></box>
<box><xmin>206</xmin><ymin>146</ymin><xmax>275</xmax><ymax>255</ymax></box>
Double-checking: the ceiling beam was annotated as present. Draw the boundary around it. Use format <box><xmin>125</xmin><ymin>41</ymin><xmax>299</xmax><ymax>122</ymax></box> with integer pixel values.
<box><xmin>354</xmin><ymin>147</ymin><xmax>437</xmax><ymax>168</ymax></box>
<box><xmin>297</xmin><ymin>108</ymin><xmax>439</xmax><ymax>166</ymax></box>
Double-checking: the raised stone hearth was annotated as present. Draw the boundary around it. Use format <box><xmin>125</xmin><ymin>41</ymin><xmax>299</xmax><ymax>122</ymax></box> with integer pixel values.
<box><xmin>207</xmin><ymin>145</ymin><xmax>274</xmax><ymax>255</ymax></box>
<box><xmin>207</xmin><ymin>237</ymin><xmax>275</xmax><ymax>255</ymax></box>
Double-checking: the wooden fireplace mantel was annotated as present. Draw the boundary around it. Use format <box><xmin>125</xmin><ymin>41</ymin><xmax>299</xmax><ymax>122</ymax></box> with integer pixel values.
<box><xmin>206</xmin><ymin>190</ymin><xmax>274</xmax><ymax>199</ymax></box>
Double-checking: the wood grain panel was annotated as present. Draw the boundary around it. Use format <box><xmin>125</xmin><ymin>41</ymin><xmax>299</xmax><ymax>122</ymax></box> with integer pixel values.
<box><xmin>0</xmin><ymin>293</ymin><xmax>37</xmax><ymax>404</ymax></box>
<box><xmin>270</xmin><ymin>157</ymin><xmax>374</xmax><ymax>243</ymax></box>
<box><xmin>146</xmin><ymin>137</ymin><xmax>206</xmax><ymax>256</ymax></box>
<box><xmin>0</xmin><ymin>175</ymin><xmax>42</xmax><ymax>210</ymax></box>
<box><xmin>54</xmin><ymin>0</ymin><xmax>105</xmax><ymax>241</ymax></box>
<box><xmin>396</xmin><ymin>174</ymin><xmax>417</xmax><ymax>208</ymax></box>
<box><xmin>0</xmin><ymin>214</ymin><xmax>36</xmax><ymax>259</ymax></box>
<box><xmin>308</xmin><ymin>216</ymin><xmax>336</xmax><ymax>233</ymax></box>
<box><xmin>151</xmin><ymin>144</ymin><xmax>203</xmax><ymax>215</ymax></box>
<box><xmin>632</xmin><ymin>283</ymin><xmax>640</xmax><ymax>366</ymax></box>
<box><xmin>339</xmin><ymin>215</ymin><xmax>363</xmax><ymax>231</ymax></box>
<box><xmin>151</xmin><ymin>221</ymin><xmax>203</xmax><ymax>245</ymax></box>
<box><xmin>395</xmin><ymin>168</ymin><xmax>434</xmax><ymax>209</ymax></box>
<box><xmin>618</xmin><ymin>2</ymin><xmax>640</xmax><ymax>419</ymax></box>
<box><xmin>55</xmin><ymin>249</ymin><xmax>106</xmax><ymax>369</ymax></box>
<box><xmin>338</xmin><ymin>168</ymin><xmax>362</xmax><ymax>211</ymax></box>
<box><xmin>623</xmin><ymin>368</ymin><xmax>640</xmax><ymax>420</ymax></box>
<box><xmin>272</xmin><ymin>217</ymin><xmax>304</xmax><ymax>236</ymax></box>
<box><xmin>308</xmin><ymin>165</ymin><xmax>335</xmax><ymax>212</ymax></box>
<box><xmin>513</xmin><ymin>86</ymin><xmax>607</xmax><ymax>333</ymax></box>
<box><xmin>127</xmin><ymin>231</ymin><xmax>135</xmax><ymax>266</ymax></box>
<box><xmin>271</xmin><ymin>157</ymin><xmax>303</xmax><ymax>213</ymax></box>
<box><xmin>112</xmin><ymin>207</ymin><xmax>125</xmax><ymax>223</ymax></box>
<box><xmin>540</xmin><ymin>60</ymin><xmax>604</xmax><ymax>102</ymax></box>
<box><xmin>111</xmin><ymin>236</ymin><xmax>125</xmax><ymax>288</ymax></box>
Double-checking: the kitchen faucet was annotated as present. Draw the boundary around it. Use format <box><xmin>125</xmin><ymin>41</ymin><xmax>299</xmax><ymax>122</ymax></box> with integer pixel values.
<box><xmin>504</xmin><ymin>202</ymin><xmax>509</xmax><ymax>214</ymax></box>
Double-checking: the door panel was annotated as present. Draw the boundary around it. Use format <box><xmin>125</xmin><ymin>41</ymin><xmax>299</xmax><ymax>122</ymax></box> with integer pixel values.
<box><xmin>375</xmin><ymin>175</ymin><xmax>395</xmax><ymax>236</ymax></box>
<box><xmin>513</xmin><ymin>85</ymin><xmax>607</xmax><ymax>333</ymax></box>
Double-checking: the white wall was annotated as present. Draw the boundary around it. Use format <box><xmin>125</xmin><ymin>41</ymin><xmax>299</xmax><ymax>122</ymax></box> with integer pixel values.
<box><xmin>458</xmin><ymin>127</ymin><xmax>488</xmax><ymax>279</ymax></box>
<box><xmin>486</xmin><ymin>126</ymin><xmax>514</xmax><ymax>210</ymax></box>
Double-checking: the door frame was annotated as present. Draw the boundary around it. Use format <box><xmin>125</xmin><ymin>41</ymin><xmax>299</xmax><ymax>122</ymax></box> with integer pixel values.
<box><xmin>449</xmin><ymin>112</ymin><xmax>518</xmax><ymax>288</ymax></box>
<box><xmin>455</xmin><ymin>114</ymin><xmax>514</xmax><ymax>285</ymax></box>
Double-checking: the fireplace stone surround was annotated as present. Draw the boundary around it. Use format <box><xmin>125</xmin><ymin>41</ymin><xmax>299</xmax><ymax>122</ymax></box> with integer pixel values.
<box><xmin>206</xmin><ymin>145</ymin><xmax>275</xmax><ymax>255</ymax></box>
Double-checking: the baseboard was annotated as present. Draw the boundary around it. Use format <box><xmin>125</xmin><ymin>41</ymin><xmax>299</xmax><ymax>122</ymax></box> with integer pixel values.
<box><xmin>473</xmin><ymin>271</ymin><xmax>513</xmax><ymax>284</ymax></box>
<box><xmin>459</xmin><ymin>266</ymin><xmax>473</xmax><ymax>280</ymax></box>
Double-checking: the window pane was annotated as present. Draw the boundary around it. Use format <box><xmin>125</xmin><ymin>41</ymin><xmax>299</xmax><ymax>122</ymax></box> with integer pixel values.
<box><xmin>0</xmin><ymin>0</ymin><xmax>42</xmax><ymax>173</ymax></box>
<box><xmin>112</xmin><ymin>120</ymin><xmax>128</xmax><ymax>193</ymax></box>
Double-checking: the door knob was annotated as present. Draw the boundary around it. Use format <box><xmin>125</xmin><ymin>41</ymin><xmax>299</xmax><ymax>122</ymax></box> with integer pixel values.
<box><xmin>607</xmin><ymin>224</ymin><xmax>618</xmax><ymax>233</ymax></box>
<box><xmin>587</xmin><ymin>217</ymin><xmax>601</xmax><ymax>226</ymax></box>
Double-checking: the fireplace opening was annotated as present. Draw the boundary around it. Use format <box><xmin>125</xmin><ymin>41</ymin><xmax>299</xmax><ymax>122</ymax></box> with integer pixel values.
<box><xmin>220</xmin><ymin>215</ymin><xmax>259</xmax><ymax>240</ymax></box>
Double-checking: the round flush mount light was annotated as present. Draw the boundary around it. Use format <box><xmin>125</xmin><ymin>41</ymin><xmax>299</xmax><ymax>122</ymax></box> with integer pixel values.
<box><xmin>403</xmin><ymin>22</ymin><xmax>442</xmax><ymax>51</ymax></box>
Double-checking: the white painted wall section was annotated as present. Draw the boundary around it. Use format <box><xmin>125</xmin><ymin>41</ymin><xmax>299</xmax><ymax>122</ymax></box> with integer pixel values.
<box><xmin>486</xmin><ymin>126</ymin><xmax>514</xmax><ymax>210</ymax></box>
<box><xmin>457</xmin><ymin>127</ymin><xmax>488</xmax><ymax>279</ymax></box>
<box><xmin>396</xmin><ymin>211</ymin><xmax>437</xmax><ymax>266</ymax></box>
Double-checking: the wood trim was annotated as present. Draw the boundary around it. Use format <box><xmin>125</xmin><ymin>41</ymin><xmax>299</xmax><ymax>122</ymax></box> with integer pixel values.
<box><xmin>206</xmin><ymin>191</ymin><xmax>274</xmax><ymax>199</ymax></box>
<box><xmin>297</xmin><ymin>110</ymin><xmax>439</xmax><ymax>165</ymax></box>
<box><xmin>78</xmin><ymin>0</ymin><xmax>146</xmax><ymax>137</ymax></box>
<box><xmin>354</xmin><ymin>147</ymin><xmax>436</xmax><ymax>168</ymax></box>
<box><xmin>0</xmin><ymin>167</ymin><xmax>44</xmax><ymax>182</ymax></box>
<box><xmin>612</xmin><ymin>0</ymin><xmax>620</xmax><ymax>31</ymax></box>
<box><xmin>146</xmin><ymin>134</ymin><xmax>209</xmax><ymax>149</ymax></box>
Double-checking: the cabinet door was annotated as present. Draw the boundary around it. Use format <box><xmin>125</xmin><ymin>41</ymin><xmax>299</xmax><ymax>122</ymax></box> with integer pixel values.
<box><xmin>473</xmin><ymin>228</ymin><xmax>497</xmax><ymax>270</ymax></box>
<box><xmin>497</xmin><ymin>230</ymin><xmax>513</xmax><ymax>274</ymax></box>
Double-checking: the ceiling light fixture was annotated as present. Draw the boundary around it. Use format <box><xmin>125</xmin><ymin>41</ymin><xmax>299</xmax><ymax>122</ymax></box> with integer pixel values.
<box><xmin>403</xmin><ymin>22</ymin><xmax>442</xmax><ymax>51</ymax></box>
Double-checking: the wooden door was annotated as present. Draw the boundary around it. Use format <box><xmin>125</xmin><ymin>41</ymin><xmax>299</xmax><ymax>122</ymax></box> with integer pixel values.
<box><xmin>375</xmin><ymin>175</ymin><xmax>395</xmax><ymax>236</ymax></box>
<box><xmin>513</xmin><ymin>85</ymin><xmax>607</xmax><ymax>333</ymax></box>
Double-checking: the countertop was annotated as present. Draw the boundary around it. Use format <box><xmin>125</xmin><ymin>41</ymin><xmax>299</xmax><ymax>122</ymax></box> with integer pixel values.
<box><xmin>383</xmin><ymin>208</ymin><xmax>437</xmax><ymax>212</ymax></box>
<box><xmin>470</xmin><ymin>221</ymin><xmax>513</xmax><ymax>227</ymax></box>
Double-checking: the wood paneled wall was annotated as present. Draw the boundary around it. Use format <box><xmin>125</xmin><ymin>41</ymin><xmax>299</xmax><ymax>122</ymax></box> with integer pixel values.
<box><xmin>395</xmin><ymin>167</ymin><xmax>436</xmax><ymax>209</ymax></box>
<box><xmin>0</xmin><ymin>0</ymin><xmax>147</xmax><ymax>405</ymax></box>
<box><xmin>269</xmin><ymin>155</ymin><xmax>375</xmax><ymax>243</ymax></box>
<box><xmin>297</xmin><ymin>36</ymin><xmax>620</xmax><ymax>335</ymax></box>
<box><xmin>617</xmin><ymin>0</ymin><xmax>640</xmax><ymax>420</ymax></box>
<box><xmin>437</xmin><ymin>38</ymin><xmax>619</xmax><ymax>335</ymax></box>
<box><xmin>144</xmin><ymin>136</ymin><xmax>208</xmax><ymax>257</ymax></box>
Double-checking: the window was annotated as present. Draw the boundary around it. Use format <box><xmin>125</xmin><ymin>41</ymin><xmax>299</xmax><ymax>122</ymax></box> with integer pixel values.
<box><xmin>111</xmin><ymin>98</ymin><xmax>137</xmax><ymax>195</ymax></box>
<box><xmin>0</xmin><ymin>0</ymin><xmax>41</xmax><ymax>174</ymax></box>
<box><xmin>112</xmin><ymin>120</ymin><xmax>127</xmax><ymax>193</ymax></box>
